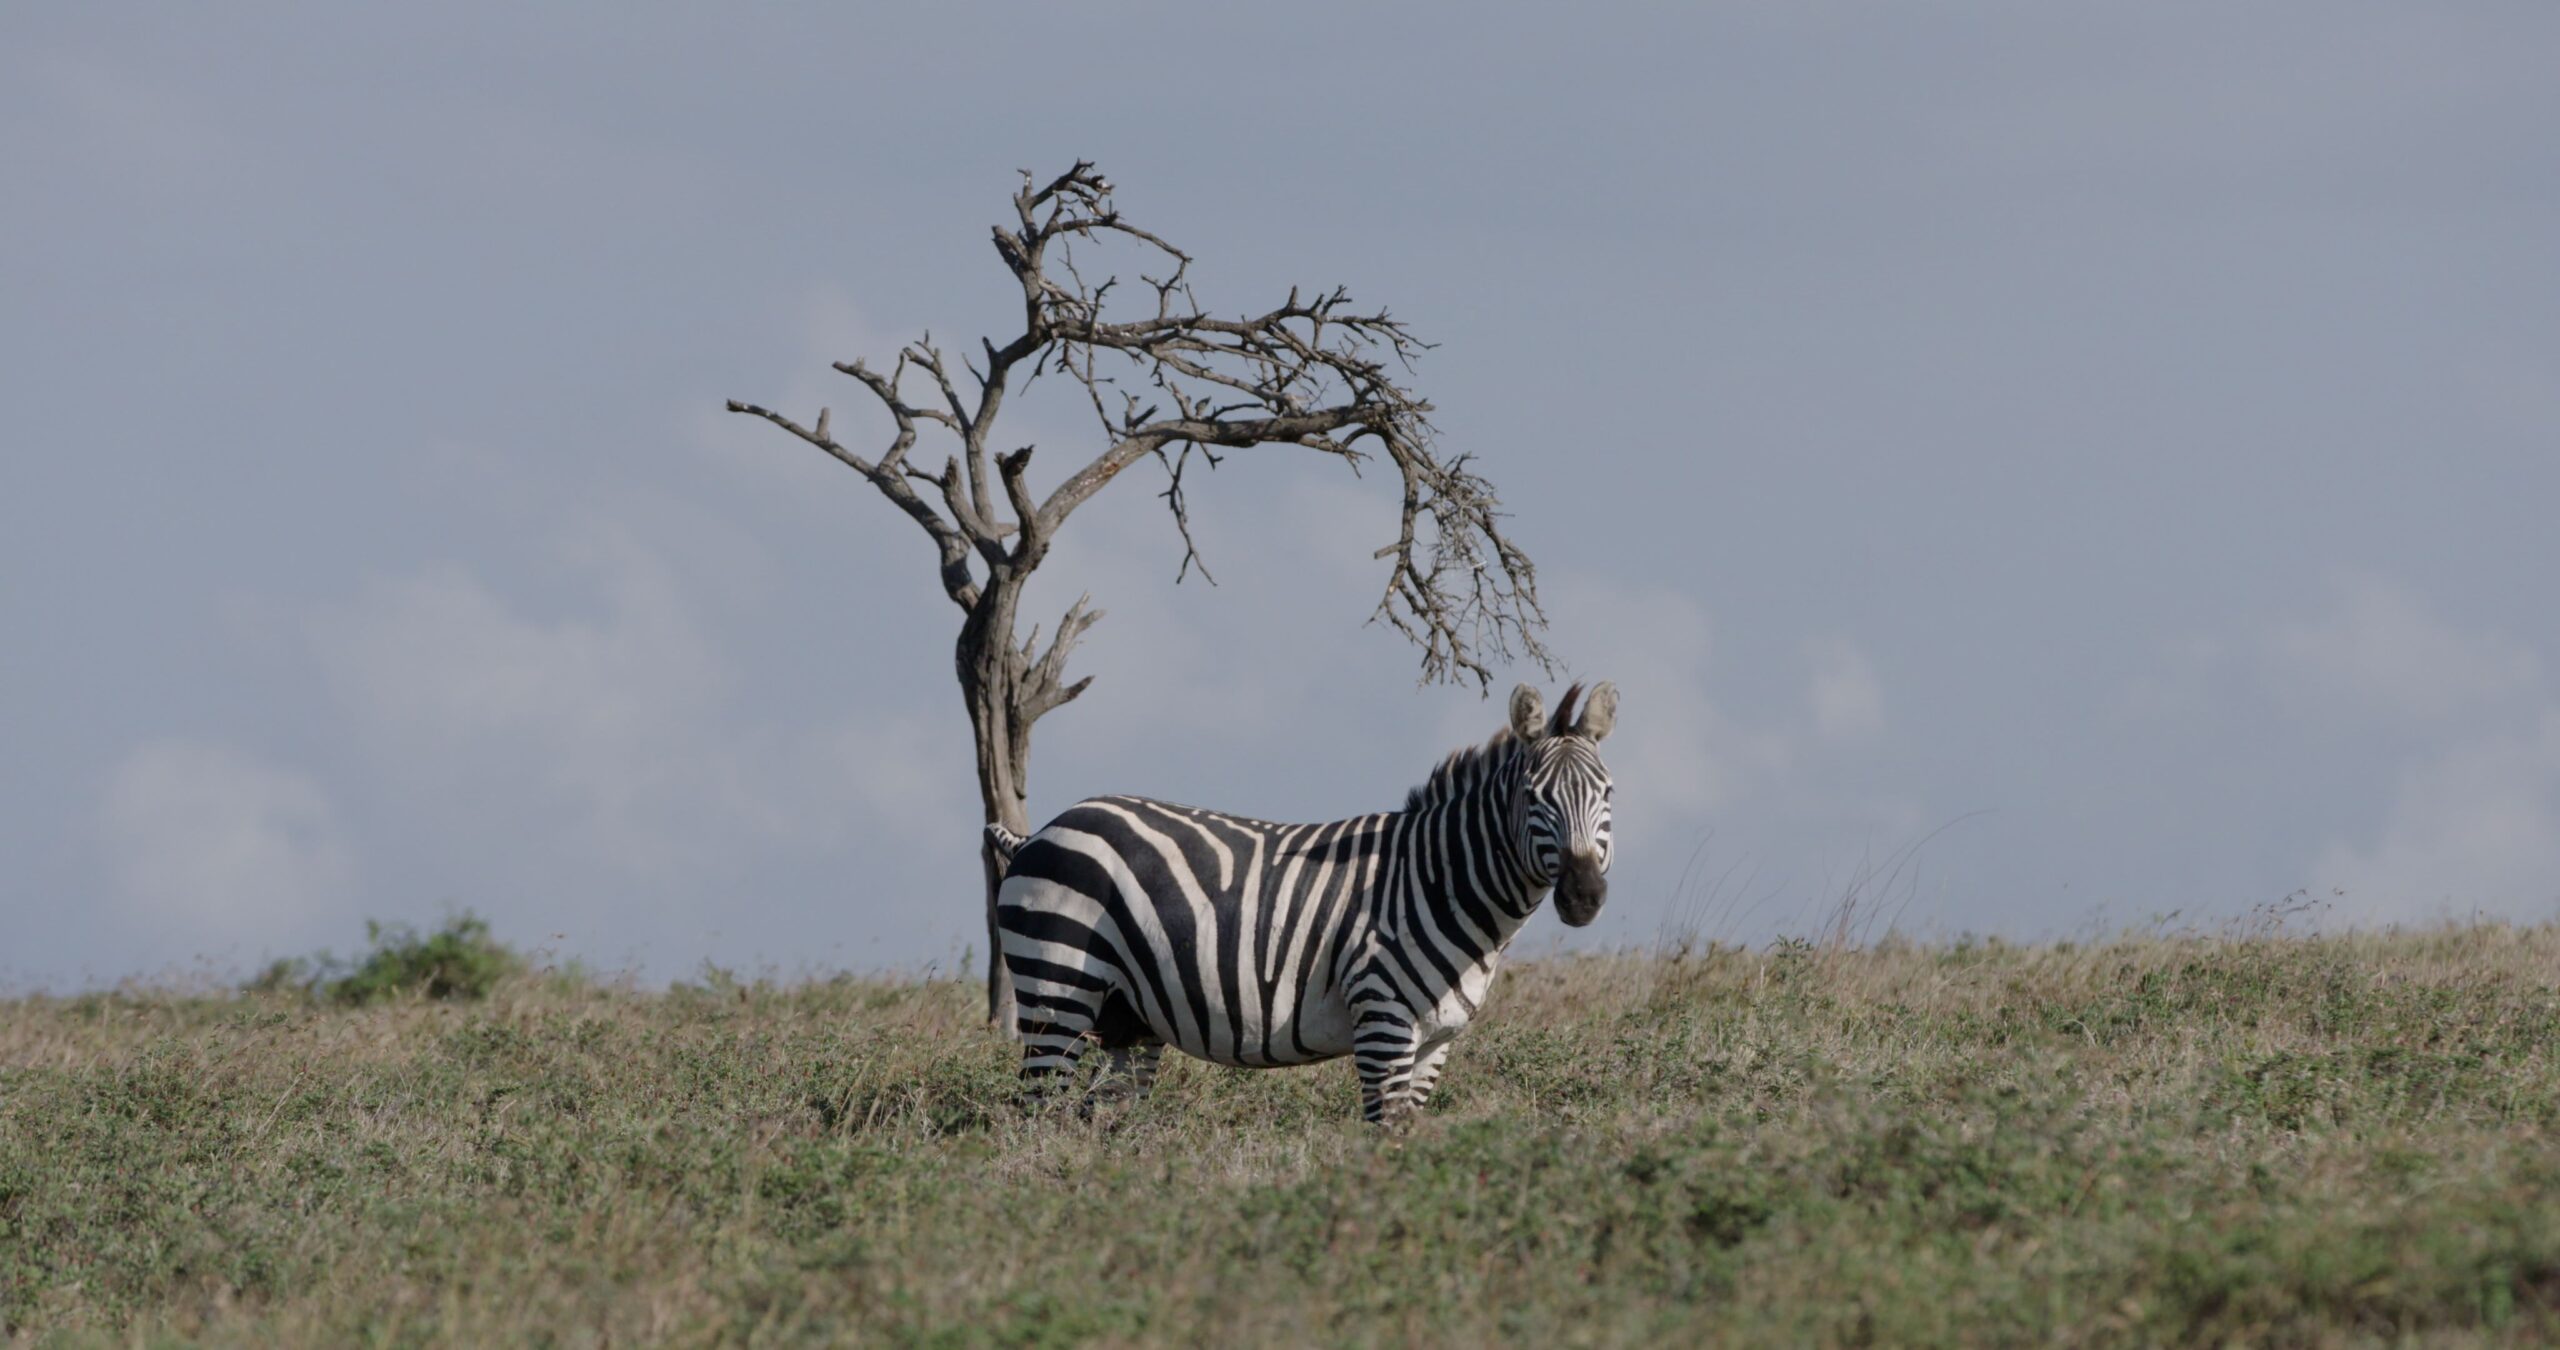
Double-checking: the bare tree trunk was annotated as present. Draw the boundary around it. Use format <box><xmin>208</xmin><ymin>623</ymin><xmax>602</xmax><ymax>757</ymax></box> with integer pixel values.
<box><xmin>957</xmin><ymin>580</ymin><xmax>1032</xmax><ymax>1027</ymax></box>
<box><xmin>958</xmin><ymin>581</ymin><xmax>1031</xmax><ymax>834</ymax></box>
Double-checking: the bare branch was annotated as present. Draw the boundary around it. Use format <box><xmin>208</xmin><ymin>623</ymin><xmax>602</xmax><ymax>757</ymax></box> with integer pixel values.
<box><xmin>1037</xmin><ymin>407</ymin><xmax>1378</xmax><ymax>528</ymax></box>
<box><xmin>997</xmin><ymin>445</ymin><xmax>1046</xmax><ymax>566</ymax></box>
<box><xmin>1155</xmin><ymin>442</ymin><xmax>1219</xmax><ymax>585</ymax></box>
<box><xmin>907</xmin><ymin>338</ymin><xmax>973</xmax><ymax>438</ymax></box>
<box><xmin>902</xmin><ymin>339</ymin><xmax>995</xmax><ymax>531</ymax></box>
<box><xmin>1364</xmin><ymin>434</ymin><xmax>1550</xmax><ymax>690</ymax></box>
<box><xmin>929</xmin><ymin>456</ymin><xmax>1011</xmax><ymax>569</ymax></box>
<box><xmin>723</xmin><ymin>397</ymin><xmax>982</xmax><ymax>611</ymax></box>
<box><xmin>1021</xmin><ymin>593</ymin><xmax>1104</xmax><ymax>722</ymax></box>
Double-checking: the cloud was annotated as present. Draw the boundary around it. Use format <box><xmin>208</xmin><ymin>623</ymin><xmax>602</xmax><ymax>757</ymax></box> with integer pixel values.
<box><xmin>314</xmin><ymin>516</ymin><xmax>971</xmax><ymax>878</ymax></box>
<box><xmin>1524</xmin><ymin>579</ymin><xmax>1794</xmax><ymax>836</ymax></box>
<box><xmin>1807</xmin><ymin>636</ymin><xmax>1885</xmax><ymax>743</ymax></box>
<box><xmin>2260</xmin><ymin>578</ymin><xmax>2560</xmax><ymax>926</ymax></box>
<box><xmin>315</xmin><ymin>529</ymin><xmax>721</xmax><ymax>873</ymax></box>
<box><xmin>987</xmin><ymin>448</ymin><xmax>1464</xmax><ymax>834</ymax></box>
<box><xmin>2264</xmin><ymin>576</ymin><xmax>2542</xmax><ymax>723</ymax></box>
<box><xmin>689</xmin><ymin>286</ymin><xmax>924</xmax><ymax>510</ymax></box>
<box><xmin>98</xmin><ymin>740</ymin><xmax>354</xmax><ymax>946</ymax></box>
<box><xmin>2313</xmin><ymin>710</ymin><xmax>2560</xmax><ymax>926</ymax></box>
<box><xmin>1497</xmin><ymin>581</ymin><xmax>1949</xmax><ymax>944</ymax></box>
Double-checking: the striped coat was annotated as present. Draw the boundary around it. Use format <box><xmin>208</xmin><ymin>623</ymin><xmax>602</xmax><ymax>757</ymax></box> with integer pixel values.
<box><xmin>991</xmin><ymin>681</ymin><xmax>1617</xmax><ymax>1124</ymax></box>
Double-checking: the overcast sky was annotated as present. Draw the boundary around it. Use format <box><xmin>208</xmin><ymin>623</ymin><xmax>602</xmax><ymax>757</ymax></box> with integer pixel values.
<box><xmin>7</xmin><ymin>4</ymin><xmax>2557</xmax><ymax>989</ymax></box>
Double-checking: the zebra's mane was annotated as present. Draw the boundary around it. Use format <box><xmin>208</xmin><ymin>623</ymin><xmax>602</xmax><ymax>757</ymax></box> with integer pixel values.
<box><xmin>1401</xmin><ymin>730</ymin><xmax>1528</xmax><ymax>813</ymax></box>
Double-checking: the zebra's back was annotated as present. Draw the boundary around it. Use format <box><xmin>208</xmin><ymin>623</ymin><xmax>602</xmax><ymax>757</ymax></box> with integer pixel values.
<box><xmin>996</xmin><ymin>794</ymin><xmax>1396</xmax><ymax>1068</ymax></box>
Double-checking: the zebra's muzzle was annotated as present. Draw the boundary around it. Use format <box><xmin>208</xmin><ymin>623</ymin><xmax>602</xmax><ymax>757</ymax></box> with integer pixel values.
<box><xmin>1554</xmin><ymin>853</ymin><xmax>1608</xmax><ymax>927</ymax></box>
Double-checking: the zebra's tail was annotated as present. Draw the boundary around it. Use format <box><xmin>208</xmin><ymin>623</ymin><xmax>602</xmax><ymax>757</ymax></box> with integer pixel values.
<box><xmin>984</xmin><ymin>823</ymin><xmax>1029</xmax><ymax>1032</ymax></box>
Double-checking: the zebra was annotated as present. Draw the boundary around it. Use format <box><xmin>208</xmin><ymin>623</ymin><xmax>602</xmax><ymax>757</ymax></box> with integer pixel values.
<box><xmin>987</xmin><ymin>680</ymin><xmax>1617</xmax><ymax>1125</ymax></box>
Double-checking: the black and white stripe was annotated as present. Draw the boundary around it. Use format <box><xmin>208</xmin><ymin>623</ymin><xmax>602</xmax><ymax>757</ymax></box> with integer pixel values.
<box><xmin>991</xmin><ymin>681</ymin><xmax>1618</xmax><ymax>1124</ymax></box>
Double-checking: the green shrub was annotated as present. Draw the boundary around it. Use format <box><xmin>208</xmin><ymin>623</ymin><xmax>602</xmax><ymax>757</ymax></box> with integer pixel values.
<box><xmin>243</xmin><ymin>913</ymin><xmax>522</xmax><ymax>1005</ymax></box>
<box><xmin>329</xmin><ymin>914</ymin><xmax>521</xmax><ymax>1004</ymax></box>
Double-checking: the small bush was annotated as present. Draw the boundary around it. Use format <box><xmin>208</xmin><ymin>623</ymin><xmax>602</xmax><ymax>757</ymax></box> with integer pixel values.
<box><xmin>244</xmin><ymin>913</ymin><xmax>523</xmax><ymax>1005</ymax></box>
<box><xmin>242</xmin><ymin>955</ymin><xmax>318</xmax><ymax>996</ymax></box>
<box><xmin>330</xmin><ymin>914</ymin><xmax>521</xmax><ymax>1004</ymax></box>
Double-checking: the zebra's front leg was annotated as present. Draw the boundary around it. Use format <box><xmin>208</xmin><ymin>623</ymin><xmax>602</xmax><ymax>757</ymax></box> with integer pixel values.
<box><xmin>1404</xmin><ymin>1039</ymin><xmax>1458</xmax><ymax>1114</ymax></box>
<box><xmin>1352</xmin><ymin>1008</ymin><xmax>1423</xmax><ymax>1127</ymax></box>
<box><xmin>1081</xmin><ymin>1040</ymin><xmax>1164</xmax><ymax>1116</ymax></box>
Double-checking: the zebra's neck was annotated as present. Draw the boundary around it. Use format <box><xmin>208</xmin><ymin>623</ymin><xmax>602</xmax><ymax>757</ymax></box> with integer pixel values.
<box><xmin>1393</xmin><ymin>747</ymin><xmax>1546</xmax><ymax>954</ymax></box>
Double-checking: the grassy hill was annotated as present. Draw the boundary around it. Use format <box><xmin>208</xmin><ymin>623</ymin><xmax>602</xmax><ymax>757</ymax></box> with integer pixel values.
<box><xmin>6</xmin><ymin>925</ymin><xmax>2559</xmax><ymax>1345</ymax></box>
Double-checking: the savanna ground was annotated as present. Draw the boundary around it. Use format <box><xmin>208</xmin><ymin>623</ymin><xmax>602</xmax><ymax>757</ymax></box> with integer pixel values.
<box><xmin>6</xmin><ymin>921</ymin><xmax>2560</xmax><ymax>1346</ymax></box>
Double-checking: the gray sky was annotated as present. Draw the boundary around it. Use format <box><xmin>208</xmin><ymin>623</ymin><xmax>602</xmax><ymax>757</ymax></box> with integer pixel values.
<box><xmin>7</xmin><ymin>4</ymin><xmax>2558</xmax><ymax>989</ymax></box>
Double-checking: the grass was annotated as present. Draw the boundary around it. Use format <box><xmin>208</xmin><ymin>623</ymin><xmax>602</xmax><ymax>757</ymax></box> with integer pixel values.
<box><xmin>5</xmin><ymin>924</ymin><xmax>2560</xmax><ymax>1345</ymax></box>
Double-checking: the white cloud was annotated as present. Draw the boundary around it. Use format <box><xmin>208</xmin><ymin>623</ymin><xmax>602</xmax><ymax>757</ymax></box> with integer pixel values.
<box><xmin>311</xmin><ymin>514</ymin><xmax>973</xmax><ymax>887</ymax></box>
<box><xmin>1524</xmin><ymin>579</ymin><xmax>1794</xmax><ymax>835</ymax></box>
<box><xmin>98</xmin><ymin>740</ymin><xmax>354</xmax><ymax>944</ymax></box>
<box><xmin>1807</xmin><ymin>636</ymin><xmax>1885</xmax><ymax>743</ymax></box>
<box><xmin>991</xmin><ymin>452</ymin><xmax>1459</xmax><ymax>833</ymax></box>
<box><xmin>690</xmin><ymin>286</ymin><xmax>925</xmax><ymax>509</ymax></box>
<box><xmin>2264</xmin><ymin>576</ymin><xmax>2541</xmax><ymax>723</ymax></box>
<box><xmin>1496</xmin><ymin>583</ymin><xmax>1942</xmax><ymax>945</ymax></box>
<box><xmin>316</xmin><ymin>536</ymin><xmax>718</xmax><ymax>872</ymax></box>
<box><xmin>2258</xmin><ymin>578</ymin><xmax>2560</xmax><ymax>926</ymax></box>
<box><xmin>2313</xmin><ymin>710</ymin><xmax>2560</xmax><ymax>926</ymax></box>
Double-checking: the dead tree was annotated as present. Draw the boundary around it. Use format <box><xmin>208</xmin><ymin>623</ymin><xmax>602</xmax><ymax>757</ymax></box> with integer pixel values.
<box><xmin>726</xmin><ymin>162</ymin><xmax>1549</xmax><ymax>1015</ymax></box>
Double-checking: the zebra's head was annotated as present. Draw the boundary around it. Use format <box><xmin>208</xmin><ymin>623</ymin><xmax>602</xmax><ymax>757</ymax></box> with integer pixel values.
<box><xmin>1507</xmin><ymin>680</ymin><xmax>1618</xmax><ymax>927</ymax></box>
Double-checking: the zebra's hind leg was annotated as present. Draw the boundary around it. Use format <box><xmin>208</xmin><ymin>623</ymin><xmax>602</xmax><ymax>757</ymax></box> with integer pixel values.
<box><xmin>1012</xmin><ymin>994</ymin><xmax>1101</xmax><ymax>1113</ymax></box>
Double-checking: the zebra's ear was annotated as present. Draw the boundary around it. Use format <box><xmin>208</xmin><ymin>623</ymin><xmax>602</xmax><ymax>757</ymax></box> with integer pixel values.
<box><xmin>1574</xmin><ymin>681</ymin><xmax>1619</xmax><ymax>741</ymax></box>
<box><xmin>1508</xmin><ymin>683</ymin><xmax>1547</xmax><ymax>743</ymax></box>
